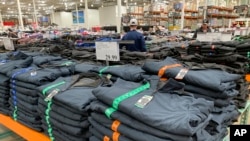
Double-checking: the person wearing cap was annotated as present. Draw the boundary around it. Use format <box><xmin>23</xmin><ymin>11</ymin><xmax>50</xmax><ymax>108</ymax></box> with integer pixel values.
<box><xmin>121</xmin><ymin>19</ymin><xmax>147</xmax><ymax>52</ymax></box>
<box><xmin>192</xmin><ymin>19</ymin><xmax>212</xmax><ymax>39</ymax></box>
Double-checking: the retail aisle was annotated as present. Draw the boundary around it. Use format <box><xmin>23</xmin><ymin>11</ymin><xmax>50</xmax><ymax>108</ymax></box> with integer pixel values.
<box><xmin>0</xmin><ymin>124</ymin><xmax>26</xmax><ymax>141</ymax></box>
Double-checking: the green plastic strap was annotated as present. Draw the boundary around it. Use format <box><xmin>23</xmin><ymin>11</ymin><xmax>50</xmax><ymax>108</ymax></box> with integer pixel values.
<box><xmin>42</xmin><ymin>81</ymin><xmax>65</xmax><ymax>95</ymax></box>
<box><xmin>105</xmin><ymin>82</ymin><xmax>150</xmax><ymax>119</ymax></box>
<box><xmin>42</xmin><ymin>81</ymin><xmax>66</xmax><ymax>141</ymax></box>
<box><xmin>99</xmin><ymin>66</ymin><xmax>109</xmax><ymax>76</ymax></box>
<box><xmin>45</xmin><ymin>101</ymin><xmax>55</xmax><ymax>141</ymax></box>
<box><xmin>12</xmin><ymin>106</ymin><xmax>18</xmax><ymax>121</ymax></box>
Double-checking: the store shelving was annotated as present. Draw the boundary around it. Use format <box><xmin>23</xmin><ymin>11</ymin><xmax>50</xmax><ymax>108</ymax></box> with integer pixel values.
<box><xmin>168</xmin><ymin>9</ymin><xmax>201</xmax><ymax>29</ymax></box>
<box><xmin>198</xmin><ymin>5</ymin><xmax>239</xmax><ymax>28</ymax></box>
<box><xmin>0</xmin><ymin>114</ymin><xmax>50</xmax><ymax>141</ymax></box>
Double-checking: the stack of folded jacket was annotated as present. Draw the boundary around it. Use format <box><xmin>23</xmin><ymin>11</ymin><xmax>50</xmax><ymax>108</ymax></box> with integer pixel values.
<box><xmin>90</xmin><ymin>76</ymin><xmax>220</xmax><ymax>141</ymax></box>
<box><xmin>6</xmin><ymin>55</ymin><xmax>75</xmax><ymax>132</ymax></box>
<box><xmin>90</xmin><ymin>65</ymin><xmax>145</xmax><ymax>82</ymax></box>
<box><xmin>182</xmin><ymin>41</ymin><xmax>250</xmax><ymax>108</ymax></box>
<box><xmin>0</xmin><ymin>74</ymin><xmax>10</xmax><ymax>115</ymax></box>
<box><xmin>187</xmin><ymin>41</ymin><xmax>203</xmax><ymax>55</ymax></box>
<box><xmin>142</xmin><ymin>57</ymin><xmax>241</xmax><ymax>140</ymax></box>
<box><xmin>235</xmin><ymin>42</ymin><xmax>250</xmax><ymax>57</ymax></box>
<box><xmin>37</xmin><ymin>73</ymin><xmax>107</xmax><ymax>141</ymax></box>
<box><xmin>0</xmin><ymin>51</ymin><xmax>33</xmax><ymax>115</ymax></box>
<box><xmin>200</xmin><ymin>45</ymin><xmax>236</xmax><ymax>56</ymax></box>
<box><xmin>235</xmin><ymin>42</ymin><xmax>250</xmax><ymax>73</ymax></box>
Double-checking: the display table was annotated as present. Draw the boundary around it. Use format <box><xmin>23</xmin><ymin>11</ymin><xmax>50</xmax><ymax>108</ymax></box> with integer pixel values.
<box><xmin>0</xmin><ymin>114</ymin><xmax>49</xmax><ymax>141</ymax></box>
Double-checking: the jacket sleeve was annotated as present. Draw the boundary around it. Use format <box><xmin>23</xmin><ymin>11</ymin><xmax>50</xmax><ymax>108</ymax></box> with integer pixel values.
<box><xmin>140</xmin><ymin>35</ymin><xmax>147</xmax><ymax>52</ymax></box>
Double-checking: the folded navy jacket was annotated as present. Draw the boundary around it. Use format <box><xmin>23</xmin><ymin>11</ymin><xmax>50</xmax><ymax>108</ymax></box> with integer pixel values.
<box><xmin>38</xmin><ymin>98</ymin><xmax>88</xmax><ymax>119</ymax></box>
<box><xmin>75</xmin><ymin>64</ymin><xmax>98</xmax><ymax>73</ymax></box>
<box><xmin>32</xmin><ymin>55</ymin><xmax>62</xmax><ymax>66</ymax></box>
<box><xmin>0</xmin><ymin>56</ymin><xmax>33</xmax><ymax>75</ymax></box>
<box><xmin>89</xmin><ymin>119</ymin><xmax>134</xmax><ymax>141</ymax></box>
<box><xmin>90</xmin><ymin>101</ymin><xmax>220</xmax><ymax>141</ymax></box>
<box><xmin>90</xmin><ymin>112</ymin><xmax>184</xmax><ymax>141</ymax></box>
<box><xmin>7</xmin><ymin>67</ymin><xmax>74</xmax><ymax>85</ymax></box>
<box><xmin>92</xmin><ymin>78</ymin><xmax>214</xmax><ymax>136</ymax></box>
<box><xmin>37</xmin><ymin>75</ymin><xmax>97</xmax><ymax>113</ymax></box>
<box><xmin>0</xmin><ymin>74</ymin><xmax>9</xmax><ymax>85</ymax></box>
<box><xmin>142</xmin><ymin>57</ymin><xmax>241</xmax><ymax>91</ymax></box>
<box><xmin>90</xmin><ymin>65</ymin><xmax>145</xmax><ymax>82</ymax></box>
<box><xmin>184</xmin><ymin>84</ymin><xmax>239</xmax><ymax>98</ymax></box>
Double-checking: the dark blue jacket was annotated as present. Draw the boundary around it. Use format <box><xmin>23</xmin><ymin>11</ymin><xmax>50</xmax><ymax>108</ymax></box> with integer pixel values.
<box><xmin>121</xmin><ymin>30</ymin><xmax>146</xmax><ymax>52</ymax></box>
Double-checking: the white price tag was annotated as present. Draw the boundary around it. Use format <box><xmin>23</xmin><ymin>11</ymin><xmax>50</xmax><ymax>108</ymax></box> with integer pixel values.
<box><xmin>3</xmin><ymin>38</ymin><xmax>14</xmax><ymax>51</ymax></box>
<box><xmin>220</xmin><ymin>33</ymin><xmax>232</xmax><ymax>41</ymax></box>
<box><xmin>175</xmin><ymin>68</ymin><xmax>188</xmax><ymax>80</ymax></box>
<box><xmin>95</xmin><ymin>41</ymin><xmax>120</xmax><ymax>62</ymax></box>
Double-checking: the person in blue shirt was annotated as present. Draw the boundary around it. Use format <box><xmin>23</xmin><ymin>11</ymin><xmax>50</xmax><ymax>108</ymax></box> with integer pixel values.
<box><xmin>121</xmin><ymin>19</ymin><xmax>147</xmax><ymax>52</ymax></box>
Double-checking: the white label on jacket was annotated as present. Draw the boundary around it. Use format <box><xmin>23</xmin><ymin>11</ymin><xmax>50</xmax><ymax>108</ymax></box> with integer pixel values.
<box><xmin>45</xmin><ymin>89</ymin><xmax>60</xmax><ymax>102</ymax></box>
<box><xmin>135</xmin><ymin>95</ymin><xmax>153</xmax><ymax>108</ymax></box>
<box><xmin>175</xmin><ymin>69</ymin><xmax>188</xmax><ymax>80</ymax></box>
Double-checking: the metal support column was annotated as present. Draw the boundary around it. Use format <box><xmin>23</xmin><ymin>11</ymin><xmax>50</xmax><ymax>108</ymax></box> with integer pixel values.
<box><xmin>181</xmin><ymin>0</ymin><xmax>185</xmax><ymax>29</ymax></box>
<box><xmin>17</xmin><ymin>0</ymin><xmax>24</xmax><ymax>31</ymax></box>
<box><xmin>76</xmin><ymin>4</ymin><xmax>79</xmax><ymax>27</ymax></box>
<box><xmin>33</xmin><ymin>0</ymin><xmax>38</xmax><ymax>27</ymax></box>
<box><xmin>85</xmin><ymin>0</ymin><xmax>89</xmax><ymax>29</ymax></box>
<box><xmin>117</xmin><ymin>0</ymin><xmax>122</xmax><ymax>33</ymax></box>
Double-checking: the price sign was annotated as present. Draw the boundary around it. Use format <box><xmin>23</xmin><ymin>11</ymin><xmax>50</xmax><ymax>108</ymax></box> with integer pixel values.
<box><xmin>234</xmin><ymin>30</ymin><xmax>241</xmax><ymax>36</ymax></box>
<box><xmin>220</xmin><ymin>33</ymin><xmax>232</xmax><ymax>41</ymax></box>
<box><xmin>207</xmin><ymin>33</ymin><xmax>222</xmax><ymax>42</ymax></box>
<box><xmin>3</xmin><ymin>38</ymin><xmax>14</xmax><ymax>51</ymax></box>
<box><xmin>241</xmin><ymin>29</ymin><xmax>247</xmax><ymax>36</ymax></box>
<box><xmin>197</xmin><ymin>33</ymin><xmax>207</xmax><ymax>42</ymax></box>
<box><xmin>96</xmin><ymin>41</ymin><xmax>120</xmax><ymax>62</ymax></box>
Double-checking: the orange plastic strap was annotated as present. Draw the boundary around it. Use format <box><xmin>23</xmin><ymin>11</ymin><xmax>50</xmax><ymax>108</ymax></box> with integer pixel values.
<box><xmin>112</xmin><ymin>132</ymin><xmax>120</xmax><ymax>141</ymax></box>
<box><xmin>103</xmin><ymin>136</ymin><xmax>110</xmax><ymax>141</ymax></box>
<box><xmin>158</xmin><ymin>64</ymin><xmax>182</xmax><ymax>79</ymax></box>
<box><xmin>111</xmin><ymin>120</ymin><xmax>121</xmax><ymax>132</ymax></box>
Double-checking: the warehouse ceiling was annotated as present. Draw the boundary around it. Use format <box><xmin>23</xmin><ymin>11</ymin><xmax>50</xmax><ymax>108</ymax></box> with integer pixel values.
<box><xmin>0</xmin><ymin>0</ymin><xmax>176</xmax><ymax>18</ymax></box>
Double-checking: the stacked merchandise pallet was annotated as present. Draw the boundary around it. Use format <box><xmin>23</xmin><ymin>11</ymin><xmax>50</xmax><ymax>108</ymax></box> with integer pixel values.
<box><xmin>185</xmin><ymin>41</ymin><xmax>250</xmax><ymax>108</ymax></box>
<box><xmin>0</xmin><ymin>37</ymin><xmax>249</xmax><ymax>141</ymax></box>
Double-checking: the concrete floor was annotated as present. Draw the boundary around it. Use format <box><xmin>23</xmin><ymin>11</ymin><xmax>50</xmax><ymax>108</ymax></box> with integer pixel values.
<box><xmin>0</xmin><ymin>124</ymin><xmax>26</xmax><ymax>141</ymax></box>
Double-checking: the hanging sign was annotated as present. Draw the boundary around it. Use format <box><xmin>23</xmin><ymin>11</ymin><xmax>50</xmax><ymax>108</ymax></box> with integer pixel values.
<box><xmin>197</xmin><ymin>33</ymin><xmax>207</xmax><ymax>42</ymax></box>
<box><xmin>96</xmin><ymin>41</ymin><xmax>120</xmax><ymax>61</ymax></box>
<box><xmin>207</xmin><ymin>33</ymin><xmax>222</xmax><ymax>42</ymax></box>
<box><xmin>3</xmin><ymin>38</ymin><xmax>15</xmax><ymax>51</ymax></box>
<box><xmin>234</xmin><ymin>30</ymin><xmax>241</xmax><ymax>36</ymax></box>
<box><xmin>220</xmin><ymin>33</ymin><xmax>232</xmax><ymax>41</ymax></box>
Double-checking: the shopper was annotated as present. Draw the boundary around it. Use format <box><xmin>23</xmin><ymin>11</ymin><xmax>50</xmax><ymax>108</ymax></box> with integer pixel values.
<box><xmin>121</xmin><ymin>19</ymin><xmax>147</xmax><ymax>52</ymax></box>
<box><xmin>192</xmin><ymin>19</ymin><xmax>212</xmax><ymax>39</ymax></box>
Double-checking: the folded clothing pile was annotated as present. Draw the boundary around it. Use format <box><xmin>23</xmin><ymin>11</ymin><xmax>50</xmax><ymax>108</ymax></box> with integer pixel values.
<box><xmin>0</xmin><ymin>51</ymin><xmax>33</xmax><ymax>115</ymax></box>
<box><xmin>89</xmin><ymin>77</ymin><xmax>220</xmax><ymax>141</ymax></box>
<box><xmin>235</xmin><ymin>42</ymin><xmax>250</xmax><ymax>73</ymax></box>
<box><xmin>183</xmin><ymin>41</ymin><xmax>250</xmax><ymax>108</ymax></box>
<box><xmin>90</xmin><ymin>65</ymin><xmax>145</xmax><ymax>82</ymax></box>
<box><xmin>142</xmin><ymin>57</ymin><xmax>241</xmax><ymax>140</ymax></box>
<box><xmin>0</xmin><ymin>74</ymin><xmax>10</xmax><ymax>115</ymax></box>
<box><xmin>37</xmin><ymin>73</ymin><xmax>107</xmax><ymax>141</ymax></box>
<box><xmin>187</xmin><ymin>41</ymin><xmax>203</xmax><ymax>55</ymax></box>
<box><xmin>200</xmin><ymin>44</ymin><xmax>236</xmax><ymax>56</ymax></box>
<box><xmin>6</xmin><ymin>54</ymin><xmax>75</xmax><ymax>132</ymax></box>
